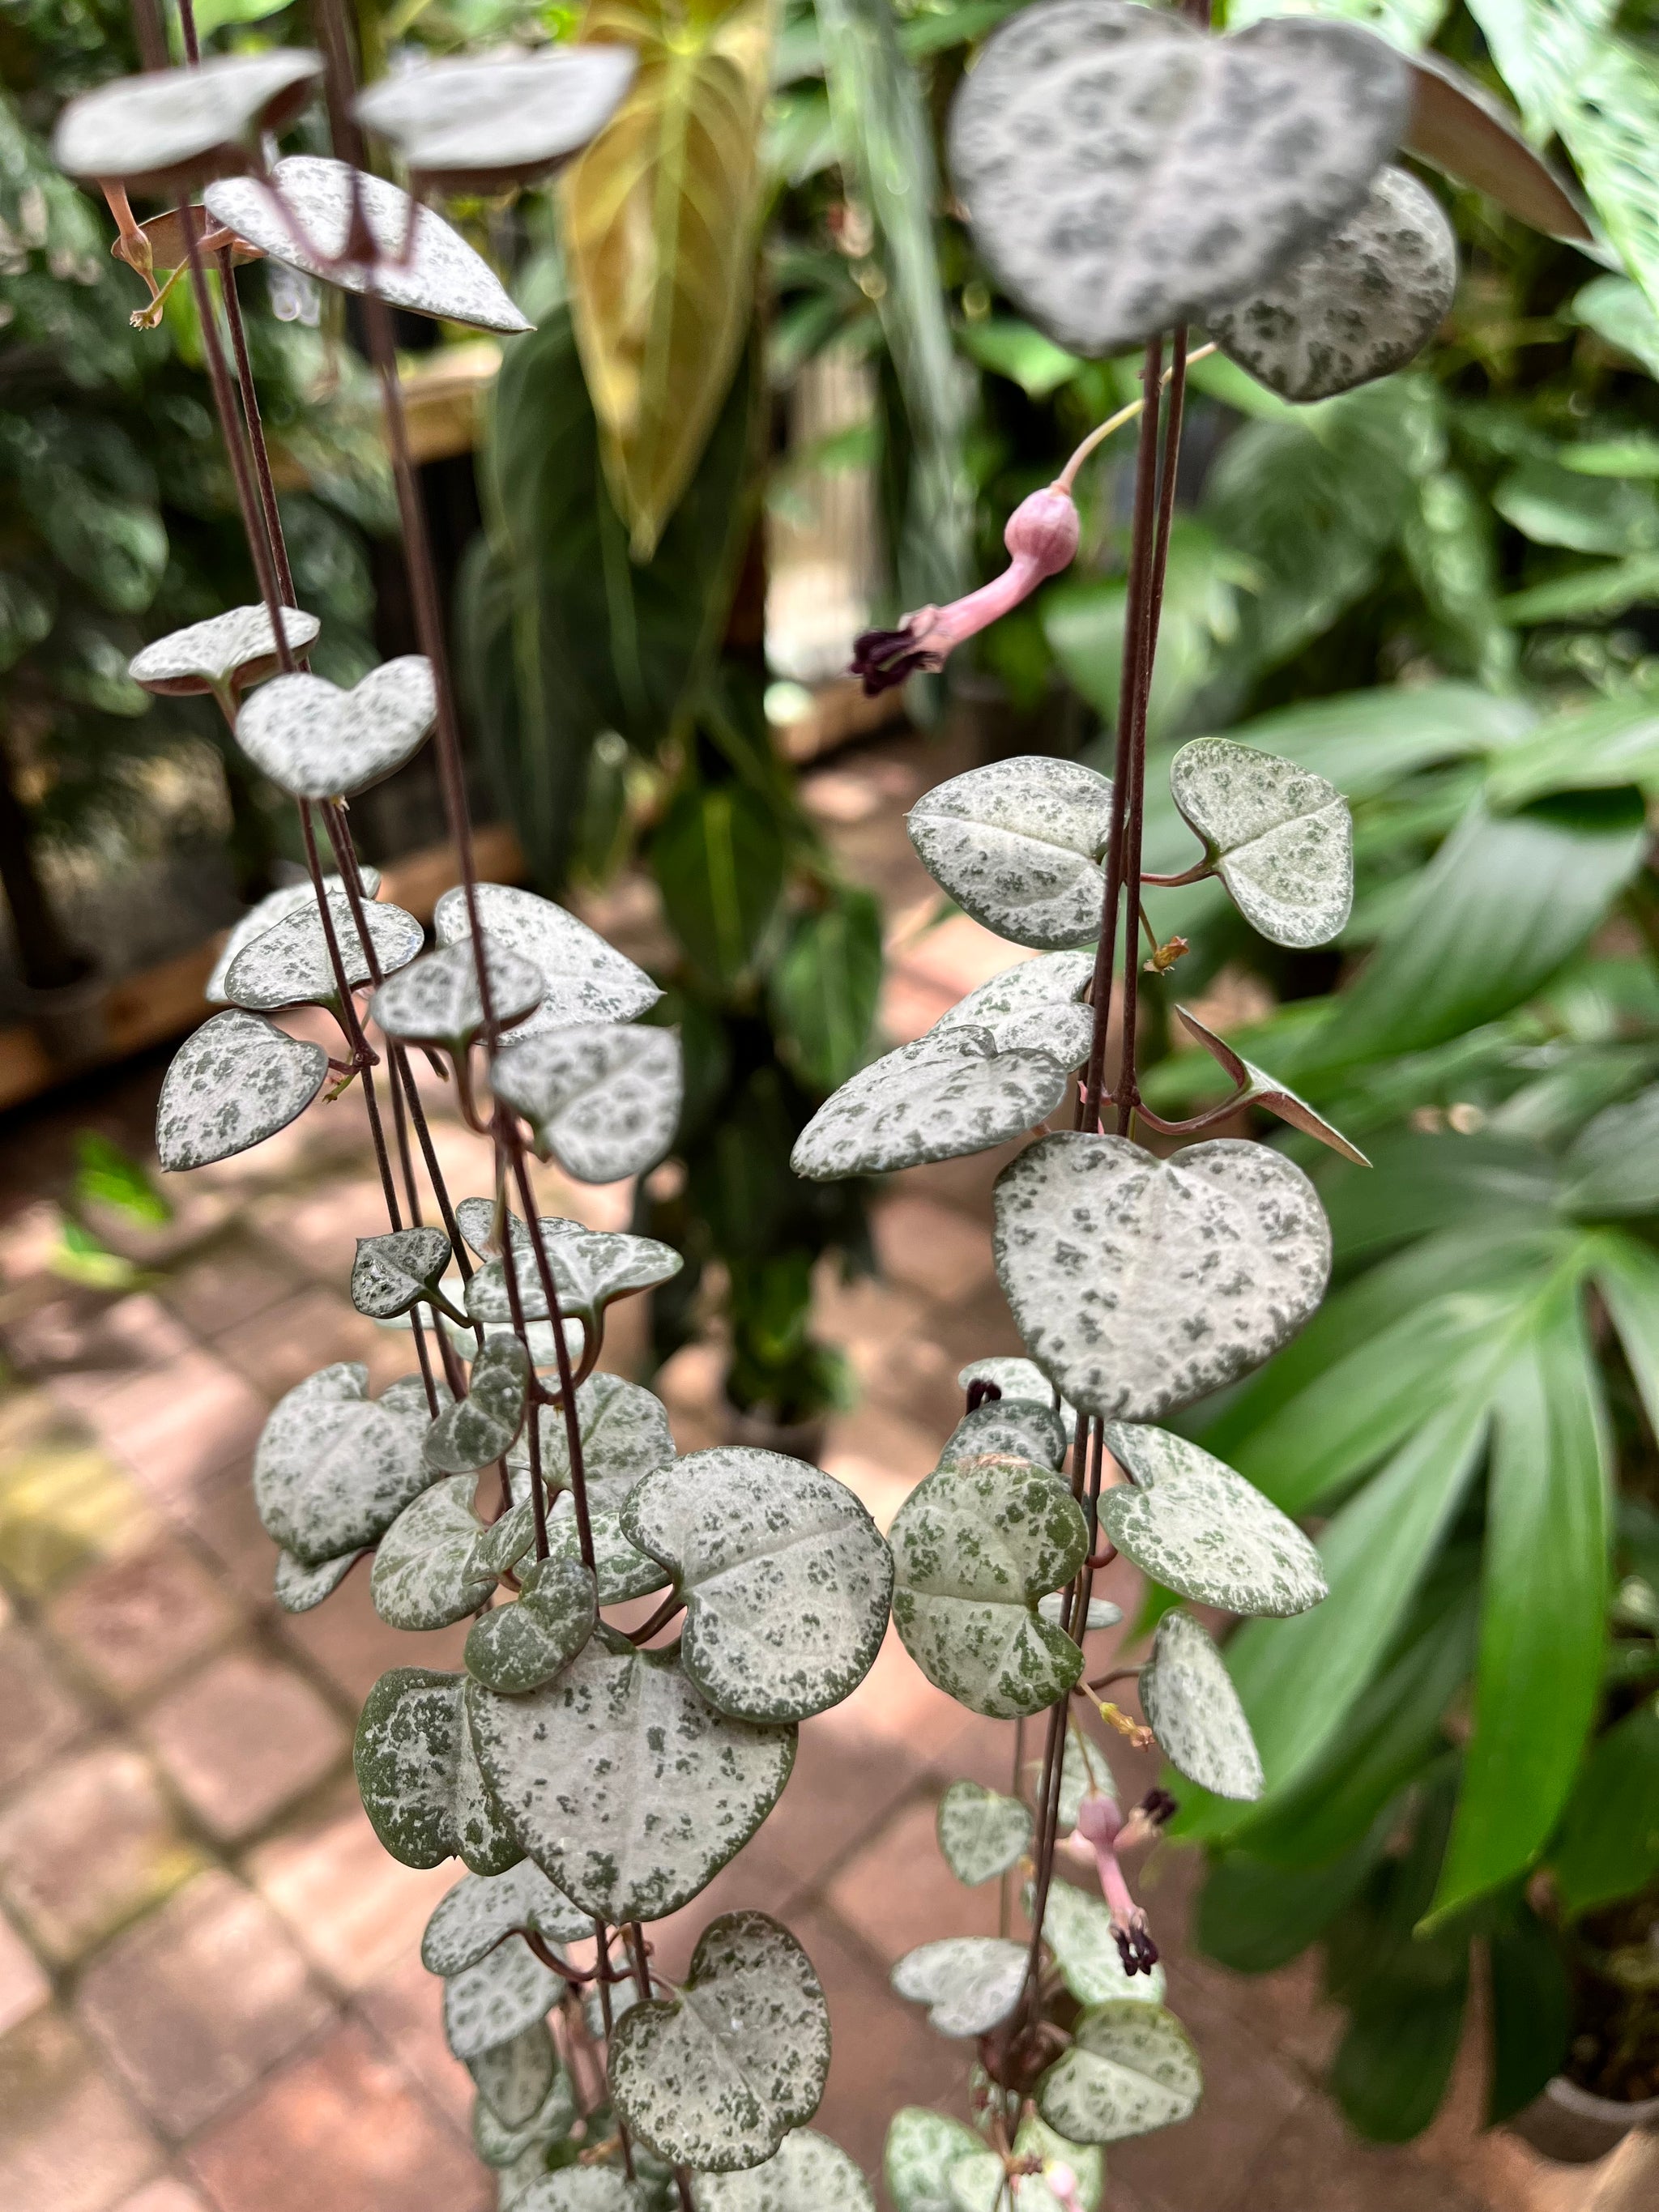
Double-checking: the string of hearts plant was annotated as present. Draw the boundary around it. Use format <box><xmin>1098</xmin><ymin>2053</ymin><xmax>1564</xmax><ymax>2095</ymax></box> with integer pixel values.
<box><xmin>54</xmin><ymin>2</ymin><xmax>1593</xmax><ymax>2208</ymax></box>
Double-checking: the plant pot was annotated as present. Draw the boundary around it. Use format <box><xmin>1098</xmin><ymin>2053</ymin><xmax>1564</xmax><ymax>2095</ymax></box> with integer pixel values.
<box><xmin>15</xmin><ymin>958</ymin><xmax>107</xmax><ymax>1069</ymax></box>
<box><xmin>1505</xmin><ymin>2076</ymin><xmax>1659</xmax><ymax>2166</ymax></box>
<box><xmin>720</xmin><ymin>1397</ymin><xmax>830</xmax><ymax>1466</ymax></box>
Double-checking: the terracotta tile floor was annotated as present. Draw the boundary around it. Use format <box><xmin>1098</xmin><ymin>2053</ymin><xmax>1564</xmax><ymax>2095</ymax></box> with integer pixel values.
<box><xmin>0</xmin><ymin>735</ymin><xmax>1610</xmax><ymax>2210</ymax></box>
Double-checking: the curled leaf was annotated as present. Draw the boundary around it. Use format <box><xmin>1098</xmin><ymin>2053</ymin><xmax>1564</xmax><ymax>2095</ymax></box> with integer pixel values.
<box><xmin>352</xmin><ymin>1227</ymin><xmax>454</xmax><ymax>1321</ymax></box>
<box><xmin>1172</xmin><ymin>1008</ymin><xmax>1370</xmax><ymax>1166</ymax></box>
<box><xmin>424</xmin><ymin>1335</ymin><xmax>530</xmax><ymax>1473</ymax></box>
<box><xmin>129</xmin><ymin>603</ymin><xmax>318</xmax><ymax>697</ymax></box>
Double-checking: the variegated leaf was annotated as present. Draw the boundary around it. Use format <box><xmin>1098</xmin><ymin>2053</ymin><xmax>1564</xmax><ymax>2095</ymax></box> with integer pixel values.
<box><xmin>936</xmin><ymin>1779</ymin><xmax>1032</xmax><ymax>1886</ymax></box>
<box><xmin>957</xmin><ymin>1356</ymin><xmax>1073</xmax><ymax>1426</ymax></box>
<box><xmin>509</xmin><ymin>1373</ymin><xmax>676</xmax><ymax>1509</ymax></box>
<box><xmin>465</xmin><ymin>1557</ymin><xmax>598</xmax><ymax>1695</ymax></box>
<box><xmin>949</xmin><ymin>0</ymin><xmax>1408</xmax><ymax>358</ymax></box>
<box><xmin>690</xmin><ymin>2128</ymin><xmax>875</xmax><ymax>2209</ymax></box>
<box><xmin>129</xmin><ymin>603</ymin><xmax>319</xmax><ymax>697</ymax></box>
<box><xmin>443</xmin><ymin>1936</ymin><xmax>564</xmax><ymax>2061</ymax></box>
<box><xmin>355</xmin><ymin>46</ymin><xmax>635</xmax><ymax>189</ymax></box>
<box><xmin>221</xmin><ymin>890</ymin><xmax>423</xmax><ymax>1012</ymax></box>
<box><xmin>621</xmin><ymin>1448</ymin><xmax>892</xmax><ymax>1723</ymax></box>
<box><xmin>491</xmin><ymin>1024</ymin><xmax>683</xmax><ymax>1183</ymax></box>
<box><xmin>906</xmin><ymin>757</ymin><xmax>1113</xmax><ymax>950</ymax></box>
<box><xmin>1171</xmin><ymin>1007</ymin><xmax>1370</xmax><ymax>1166</ymax></box>
<box><xmin>352</xmin><ymin>1227</ymin><xmax>454</xmax><ymax>1321</ymax></box>
<box><xmin>156</xmin><ymin>1010</ymin><xmax>327</xmax><ymax>1170</ymax></box>
<box><xmin>889</xmin><ymin>1459</ymin><xmax>1087</xmax><ymax>1719</ymax></box>
<box><xmin>543</xmin><ymin>1494</ymin><xmax>670</xmax><ymax>1605</ymax></box>
<box><xmin>885</xmin><ymin>2108</ymin><xmax>984</xmax><ymax>2212</ymax></box>
<box><xmin>930</xmin><ymin>949</ymin><xmax>1096</xmax><ymax>1043</ymax></box>
<box><xmin>1037</xmin><ymin>1592</ymin><xmax>1121</xmax><ymax>1632</ymax></box>
<box><xmin>992</xmin><ymin>1133</ymin><xmax>1331</xmax><ymax>1421</ymax></box>
<box><xmin>205</xmin><ymin>156</ymin><xmax>531</xmax><ymax>335</ymax></box>
<box><xmin>1040</xmin><ymin>1879</ymin><xmax>1166</xmax><ymax>2009</ymax></box>
<box><xmin>468</xmin><ymin>2020</ymin><xmax>557</xmax><ymax>2127</ymax></box>
<box><xmin>891</xmin><ymin>1936</ymin><xmax>1028</xmax><ymax>2038</ymax></box>
<box><xmin>234</xmin><ymin>658</ymin><xmax>437</xmax><ymax>800</ymax></box>
<box><xmin>607</xmin><ymin>1912</ymin><xmax>830</xmax><ymax>2173</ymax></box>
<box><xmin>53</xmin><ymin>51</ymin><xmax>322</xmax><ymax>188</ymax></box>
<box><xmin>791</xmin><ymin>1030</ymin><xmax>1070</xmax><ymax>1182</ymax></box>
<box><xmin>1208</xmin><ymin>165</ymin><xmax>1456</xmax><ymax>403</ymax></box>
<box><xmin>371</xmin><ymin>1474</ymin><xmax>497</xmax><ymax>1632</ymax></box>
<box><xmin>514</xmin><ymin>2174</ymin><xmax>648</xmax><ymax>2210</ymax></box>
<box><xmin>422</xmin><ymin>1860</ymin><xmax>592</xmax><ymax>1976</ymax></box>
<box><xmin>466</xmin><ymin>1632</ymin><xmax>795</xmax><ymax>1923</ymax></box>
<box><xmin>254</xmin><ymin>1362</ymin><xmax>431</xmax><ymax>1566</ymax></box>
<box><xmin>424</xmin><ymin>1336</ymin><xmax>529</xmax><ymax>1474</ymax></box>
<box><xmin>467</xmin><ymin>1224</ymin><xmax>681</xmax><ymax>1330</ymax></box>
<box><xmin>436</xmin><ymin>882</ymin><xmax>660</xmax><ymax>1037</ymax></box>
<box><xmin>369</xmin><ymin>940</ymin><xmax>545</xmax><ymax>1055</ymax></box>
<box><xmin>354</xmin><ymin>1666</ymin><xmax>523</xmax><ymax>1873</ymax></box>
<box><xmin>1168</xmin><ymin>738</ymin><xmax>1353</xmax><ymax>948</ymax></box>
<box><xmin>1098</xmin><ymin>1426</ymin><xmax>1326</xmax><ymax>1617</ymax></box>
<box><xmin>272</xmin><ymin>1545</ymin><xmax>364</xmax><ymax>1614</ymax></box>
<box><xmin>1027</xmin><ymin>1724</ymin><xmax>1118</xmax><ymax>1838</ymax></box>
<box><xmin>473</xmin><ymin>2066</ymin><xmax>578</xmax><ymax>2168</ymax></box>
<box><xmin>1141</xmin><ymin>1608</ymin><xmax>1263</xmax><ymax>1801</ymax></box>
<box><xmin>1034</xmin><ymin>2000</ymin><xmax>1202</xmax><ymax>2145</ymax></box>
<box><xmin>206</xmin><ymin>869</ymin><xmax>383</xmax><ymax>1004</ymax></box>
<box><xmin>938</xmin><ymin>1397</ymin><xmax>1068</xmax><ymax>1472</ymax></box>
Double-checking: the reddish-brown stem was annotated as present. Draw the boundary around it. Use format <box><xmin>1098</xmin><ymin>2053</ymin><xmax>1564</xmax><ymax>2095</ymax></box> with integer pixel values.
<box><xmin>217</xmin><ymin>254</ymin><xmax>297</xmax><ymax>608</ymax></box>
<box><xmin>1135</xmin><ymin>1090</ymin><xmax>1252</xmax><ymax>1138</ymax></box>
<box><xmin>626</xmin><ymin>1592</ymin><xmax>685</xmax><ymax>1646</ymax></box>
<box><xmin>592</xmin><ymin>1921</ymin><xmax>635</xmax><ymax>2178</ymax></box>
<box><xmin>510</xmin><ymin>1140</ymin><xmax>596</xmax><ymax>1573</ymax></box>
<box><xmin>176</xmin><ymin>0</ymin><xmax>199</xmax><ymax>63</ymax></box>
<box><xmin>1141</xmin><ymin>856</ymin><xmax>1212</xmax><ymax>889</ymax></box>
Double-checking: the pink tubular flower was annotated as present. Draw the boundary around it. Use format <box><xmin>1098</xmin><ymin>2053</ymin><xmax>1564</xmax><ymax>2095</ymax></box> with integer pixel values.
<box><xmin>851</xmin><ymin>484</ymin><xmax>1081</xmax><ymax>695</ymax></box>
<box><xmin>1075</xmin><ymin>1791</ymin><xmax>1159</xmax><ymax>1977</ymax></box>
<box><xmin>1044</xmin><ymin>2162</ymin><xmax>1085</xmax><ymax>2212</ymax></box>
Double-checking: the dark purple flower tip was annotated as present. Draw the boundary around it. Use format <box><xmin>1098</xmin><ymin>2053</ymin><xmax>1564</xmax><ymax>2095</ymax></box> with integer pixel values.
<box><xmin>1113</xmin><ymin>1921</ymin><xmax>1160</xmax><ymax>1976</ymax></box>
<box><xmin>1139</xmin><ymin>1787</ymin><xmax>1179</xmax><ymax>1829</ymax></box>
<box><xmin>851</xmin><ymin>624</ymin><xmax>940</xmax><ymax>697</ymax></box>
<box><xmin>966</xmin><ymin>1378</ymin><xmax>1004</xmax><ymax>1413</ymax></box>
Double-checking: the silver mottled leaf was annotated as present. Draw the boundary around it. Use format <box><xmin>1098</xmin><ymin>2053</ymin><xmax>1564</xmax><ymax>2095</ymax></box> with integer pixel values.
<box><xmin>949</xmin><ymin>2114</ymin><xmax>1104</xmax><ymax>2212</ymax></box>
<box><xmin>129</xmin><ymin>603</ymin><xmax>319</xmax><ymax>697</ymax></box>
<box><xmin>1098</xmin><ymin>1426</ymin><xmax>1327</xmax><ymax>1618</ymax></box>
<box><xmin>465</xmin><ymin>1557</ymin><xmax>598</xmax><ymax>1695</ymax></box>
<box><xmin>509</xmin><ymin>1373</ymin><xmax>676</xmax><ymax>1511</ymax></box>
<box><xmin>473</xmin><ymin>2067</ymin><xmax>578</xmax><ymax>2167</ymax></box>
<box><xmin>889</xmin><ymin>1459</ymin><xmax>1087</xmax><ymax>1720</ymax></box>
<box><xmin>690</xmin><ymin>2128</ymin><xmax>875</xmax><ymax>2210</ymax></box>
<box><xmin>992</xmin><ymin>1133</ymin><xmax>1332</xmax><ymax>1421</ymax></box>
<box><xmin>1208</xmin><ymin>166</ymin><xmax>1456</xmax><ymax>403</ymax></box>
<box><xmin>1168</xmin><ymin>738</ymin><xmax>1353</xmax><ymax>949</ymax></box>
<box><xmin>949</xmin><ymin>0</ymin><xmax>1409</xmax><ymax>359</ymax></box>
<box><xmin>791</xmin><ymin>1030</ymin><xmax>1069</xmax><ymax>1182</ymax></box>
<box><xmin>156</xmin><ymin>1011</ymin><xmax>328</xmax><ymax>1172</ymax></box>
<box><xmin>1034</xmin><ymin>2000</ymin><xmax>1202</xmax><ymax>2145</ymax></box>
<box><xmin>221</xmin><ymin>890</ymin><xmax>423</xmax><ymax>1012</ymax></box>
<box><xmin>930</xmin><ymin>949</ymin><xmax>1097</xmax><ymax>1047</ymax></box>
<box><xmin>1040</xmin><ymin>1879</ymin><xmax>1166</xmax><ymax>2009</ymax></box>
<box><xmin>467</xmin><ymin>1223</ymin><xmax>681</xmax><ymax>1330</ymax></box>
<box><xmin>355</xmin><ymin>47</ymin><xmax>635</xmax><ymax>189</ymax></box>
<box><xmin>936</xmin><ymin>1779</ymin><xmax>1032</xmax><ymax>1886</ymax></box>
<box><xmin>1037</xmin><ymin>1593</ymin><xmax>1120</xmax><ymax>1633</ymax></box>
<box><xmin>514</xmin><ymin>2175</ymin><xmax>647</xmax><ymax>2211</ymax></box>
<box><xmin>424</xmin><ymin>1336</ymin><xmax>529</xmax><ymax>1474</ymax></box>
<box><xmin>467</xmin><ymin>1634</ymin><xmax>795</xmax><ymax>1923</ymax></box>
<box><xmin>204</xmin><ymin>157</ymin><xmax>531</xmax><ymax>335</ymax></box>
<box><xmin>491</xmin><ymin>1025</ymin><xmax>683</xmax><ymax>1184</ymax></box>
<box><xmin>906</xmin><ymin>757</ymin><xmax>1113</xmax><ymax>950</ymax></box>
<box><xmin>352</xmin><ymin>1227</ymin><xmax>453</xmax><ymax>1320</ymax></box>
<box><xmin>234</xmin><ymin>657</ymin><xmax>437</xmax><ymax>800</ymax></box>
<box><xmin>621</xmin><ymin>1448</ymin><xmax>893</xmax><ymax>1724</ymax></box>
<box><xmin>543</xmin><ymin>1494</ymin><xmax>670</xmax><ymax>1605</ymax></box>
<box><xmin>885</xmin><ymin>2108</ymin><xmax>984</xmax><ymax>2212</ymax></box>
<box><xmin>422</xmin><ymin>1860</ymin><xmax>592</xmax><ymax>1976</ymax></box>
<box><xmin>354</xmin><ymin>1665</ymin><xmax>523</xmax><ymax>1873</ymax></box>
<box><xmin>1140</xmin><ymin>1608</ymin><xmax>1263</xmax><ymax>1801</ymax></box>
<box><xmin>369</xmin><ymin>940</ymin><xmax>544</xmax><ymax>1055</ymax></box>
<box><xmin>957</xmin><ymin>1356</ymin><xmax>1072</xmax><ymax>1426</ymax></box>
<box><xmin>372</xmin><ymin>1473</ymin><xmax>497</xmax><ymax>1631</ymax></box>
<box><xmin>938</xmin><ymin>1398</ymin><xmax>1068</xmax><ymax>1472</ymax></box>
<box><xmin>607</xmin><ymin>1912</ymin><xmax>830</xmax><ymax>2173</ymax></box>
<box><xmin>53</xmin><ymin>52</ymin><xmax>322</xmax><ymax>188</ymax></box>
<box><xmin>254</xmin><ymin>1362</ymin><xmax>430</xmax><ymax>1566</ymax></box>
<box><xmin>436</xmin><ymin>882</ymin><xmax>660</xmax><ymax>1037</ymax></box>
<box><xmin>891</xmin><ymin>1936</ymin><xmax>1028</xmax><ymax>2038</ymax></box>
<box><xmin>443</xmin><ymin>1936</ymin><xmax>563</xmax><ymax>2061</ymax></box>
<box><xmin>468</xmin><ymin>2020</ymin><xmax>557</xmax><ymax>2127</ymax></box>
<box><xmin>272</xmin><ymin>1545</ymin><xmax>363</xmax><ymax>1613</ymax></box>
<box><xmin>206</xmin><ymin>869</ymin><xmax>382</xmax><ymax>1004</ymax></box>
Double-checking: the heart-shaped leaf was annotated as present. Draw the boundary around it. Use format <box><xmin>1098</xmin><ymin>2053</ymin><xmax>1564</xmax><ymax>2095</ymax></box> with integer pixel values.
<box><xmin>891</xmin><ymin>1936</ymin><xmax>1028</xmax><ymax>2038</ymax></box>
<box><xmin>352</xmin><ymin>1227</ymin><xmax>454</xmax><ymax>1321</ymax></box>
<box><xmin>957</xmin><ymin>1356</ymin><xmax>1072</xmax><ymax>1425</ymax></box>
<box><xmin>1034</xmin><ymin>2000</ymin><xmax>1202</xmax><ymax>2144</ymax></box>
<box><xmin>272</xmin><ymin>1545</ymin><xmax>364</xmax><ymax>1614</ymax></box>
<box><xmin>456</xmin><ymin>1194</ymin><xmax>520</xmax><ymax>1259</ymax></box>
<box><xmin>355</xmin><ymin>1665</ymin><xmax>523</xmax><ymax>1873</ymax></box>
<box><xmin>889</xmin><ymin>1459</ymin><xmax>1088</xmax><ymax>1720</ymax></box>
<box><xmin>1171</xmin><ymin>1008</ymin><xmax>1370</xmax><ymax>1166</ymax></box>
<box><xmin>465</xmin><ymin>1557</ymin><xmax>598</xmax><ymax>1694</ymax></box>
<box><xmin>468</xmin><ymin>2020</ymin><xmax>557</xmax><ymax>2127</ymax></box>
<box><xmin>906</xmin><ymin>757</ymin><xmax>1113</xmax><ymax>950</ymax></box>
<box><xmin>938</xmin><ymin>1398</ymin><xmax>1068</xmax><ymax>1473</ymax></box>
<box><xmin>369</xmin><ymin>940</ymin><xmax>545</xmax><ymax>1056</ymax></box>
<box><xmin>221</xmin><ymin>890</ymin><xmax>424</xmax><ymax>1012</ymax></box>
<box><xmin>372</xmin><ymin>1474</ymin><xmax>497</xmax><ymax>1632</ymax></box>
<box><xmin>424</xmin><ymin>1336</ymin><xmax>529</xmax><ymax>1474</ymax></box>
<box><xmin>205</xmin><ymin>157</ymin><xmax>531</xmax><ymax>335</ymax></box>
<box><xmin>234</xmin><ymin>657</ymin><xmax>437</xmax><ymax>800</ymax></box>
<box><xmin>467</xmin><ymin>1225</ymin><xmax>682</xmax><ymax>1331</ymax></box>
<box><xmin>992</xmin><ymin>1133</ymin><xmax>1331</xmax><ymax>1421</ymax></box>
<box><xmin>1098</xmin><ymin>1426</ymin><xmax>1326</xmax><ymax>1618</ymax></box>
<box><xmin>1141</xmin><ymin>1607</ymin><xmax>1263</xmax><ymax>1801</ymax></box>
<box><xmin>510</xmin><ymin>1373</ymin><xmax>676</xmax><ymax>1508</ymax></box>
<box><xmin>423</xmin><ymin>1860</ymin><xmax>592</xmax><ymax>1977</ymax></box>
<box><xmin>607</xmin><ymin>1912</ymin><xmax>830</xmax><ymax>2172</ymax></box>
<box><xmin>473</xmin><ymin>2066</ymin><xmax>578</xmax><ymax>2168</ymax></box>
<box><xmin>156</xmin><ymin>1010</ymin><xmax>327</xmax><ymax>1171</ymax></box>
<box><xmin>1208</xmin><ymin>166</ymin><xmax>1456</xmax><ymax>403</ymax></box>
<box><xmin>543</xmin><ymin>1494</ymin><xmax>670</xmax><ymax>1605</ymax></box>
<box><xmin>885</xmin><ymin>2108</ymin><xmax>985</xmax><ymax>2212</ymax></box>
<box><xmin>254</xmin><ymin>1362</ymin><xmax>432</xmax><ymax>1566</ymax></box>
<box><xmin>53</xmin><ymin>52</ymin><xmax>322</xmax><ymax>190</ymax></box>
<box><xmin>949</xmin><ymin>0</ymin><xmax>1409</xmax><ymax>359</ymax></box>
<box><xmin>492</xmin><ymin>1025</ymin><xmax>683</xmax><ymax>1183</ymax></box>
<box><xmin>206</xmin><ymin>869</ymin><xmax>382</xmax><ymax>1004</ymax></box>
<box><xmin>355</xmin><ymin>47</ymin><xmax>635</xmax><ymax>190</ymax></box>
<box><xmin>931</xmin><ymin>949</ymin><xmax>1096</xmax><ymax>1039</ymax></box>
<box><xmin>442</xmin><ymin>1935</ymin><xmax>564</xmax><ymax>2061</ymax></box>
<box><xmin>691</xmin><ymin>2128</ymin><xmax>875</xmax><ymax>2210</ymax></box>
<box><xmin>621</xmin><ymin>1448</ymin><xmax>893</xmax><ymax>1723</ymax></box>
<box><xmin>129</xmin><ymin>603</ymin><xmax>319</xmax><ymax>697</ymax></box>
<box><xmin>792</xmin><ymin>1030</ymin><xmax>1071</xmax><ymax>1182</ymax></box>
<box><xmin>1039</xmin><ymin>1880</ymin><xmax>1166</xmax><ymax>2010</ymax></box>
<box><xmin>467</xmin><ymin>1633</ymin><xmax>795</xmax><ymax>1922</ymax></box>
<box><xmin>936</xmin><ymin>1779</ymin><xmax>1033</xmax><ymax>1886</ymax></box>
<box><xmin>1168</xmin><ymin>738</ymin><xmax>1353</xmax><ymax>948</ymax></box>
<box><xmin>949</xmin><ymin>2114</ymin><xmax>1103</xmax><ymax>2212</ymax></box>
<box><xmin>436</xmin><ymin>882</ymin><xmax>661</xmax><ymax>1036</ymax></box>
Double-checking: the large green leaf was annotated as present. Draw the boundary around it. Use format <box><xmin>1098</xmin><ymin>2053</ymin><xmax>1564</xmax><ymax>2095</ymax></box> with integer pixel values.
<box><xmin>650</xmin><ymin>778</ymin><xmax>787</xmax><ymax>991</ymax></box>
<box><xmin>768</xmin><ymin>886</ymin><xmax>883</xmax><ymax>1093</ymax></box>
<box><xmin>1430</xmin><ymin>1285</ymin><xmax>1610</xmax><ymax>1922</ymax></box>
<box><xmin>1546</xmin><ymin>1695</ymin><xmax>1659</xmax><ymax>1915</ymax></box>
<box><xmin>1593</xmin><ymin>1232</ymin><xmax>1659</xmax><ymax>1439</ymax></box>
<box><xmin>1488</xmin><ymin>1905</ymin><xmax>1572</xmax><ymax>2124</ymax></box>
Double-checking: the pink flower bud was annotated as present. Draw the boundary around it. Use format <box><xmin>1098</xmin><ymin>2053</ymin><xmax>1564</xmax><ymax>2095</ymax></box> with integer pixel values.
<box><xmin>1004</xmin><ymin>486</ymin><xmax>1080</xmax><ymax>577</ymax></box>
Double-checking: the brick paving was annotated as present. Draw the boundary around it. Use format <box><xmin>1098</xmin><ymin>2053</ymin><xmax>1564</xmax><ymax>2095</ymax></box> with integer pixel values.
<box><xmin>0</xmin><ymin>732</ymin><xmax>1604</xmax><ymax>2210</ymax></box>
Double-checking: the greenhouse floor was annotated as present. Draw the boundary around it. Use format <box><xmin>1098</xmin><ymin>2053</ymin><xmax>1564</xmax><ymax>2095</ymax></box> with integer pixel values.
<box><xmin>0</xmin><ymin>732</ymin><xmax>1622</xmax><ymax>2212</ymax></box>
